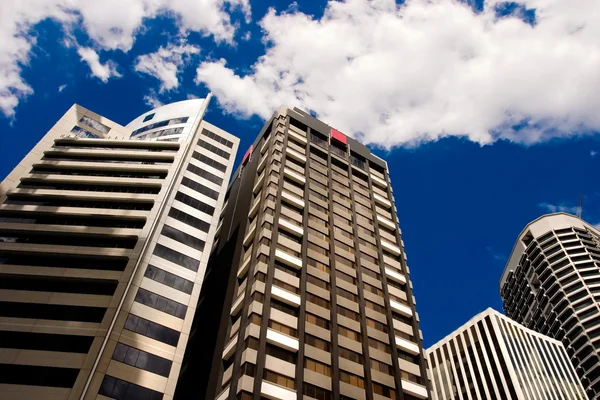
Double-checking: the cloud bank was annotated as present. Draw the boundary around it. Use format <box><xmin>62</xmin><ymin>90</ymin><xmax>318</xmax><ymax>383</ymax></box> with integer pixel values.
<box><xmin>0</xmin><ymin>0</ymin><xmax>250</xmax><ymax>116</ymax></box>
<box><xmin>196</xmin><ymin>0</ymin><xmax>600</xmax><ymax>147</ymax></box>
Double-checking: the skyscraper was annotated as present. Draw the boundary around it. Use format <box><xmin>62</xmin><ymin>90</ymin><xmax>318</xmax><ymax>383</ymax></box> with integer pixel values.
<box><xmin>501</xmin><ymin>212</ymin><xmax>600</xmax><ymax>399</ymax></box>
<box><xmin>427</xmin><ymin>308</ymin><xmax>586</xmax><ymax>400</ymax></box>
<box><xmin>176</xmin><ymin>107</ymin><xmax>429</xmax><ymax>400</ymax></box>
<box><xmin>0</xmin><ymin>97</ymin><xmax>239</xmax><ymax>400</ymax></box>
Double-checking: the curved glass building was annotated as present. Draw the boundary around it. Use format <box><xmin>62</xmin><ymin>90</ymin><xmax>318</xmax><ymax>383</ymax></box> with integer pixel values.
<box><xmin>127</xmin><ymin>98</ymin><xmax>210</xmax><ymax>143</ymax></box>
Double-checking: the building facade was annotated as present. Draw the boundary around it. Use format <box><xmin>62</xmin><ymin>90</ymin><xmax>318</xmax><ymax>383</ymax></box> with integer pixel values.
<box><xmin>427</xmin><ymin>308</ymin><xmax>586</xmax><ymax>400</ymax></box>
<box><xmin>0</xmin><ymin>96</ymin><xmax>239</xmax><ymax>400</ymax></box>
<box><xmin>176</xmin><ymin>107</ymin><xmax>430</xmax><ymax>400</ymax></box>
<box><xmin>501</xmin><ymin>213</ymin><xmax>600</xmax><ymax>399</ymax></box>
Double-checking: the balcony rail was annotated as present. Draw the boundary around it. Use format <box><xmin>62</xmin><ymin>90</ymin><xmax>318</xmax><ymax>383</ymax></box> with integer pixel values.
<box><xmin>310</xmin><ymin>133</ymin><xmax>328</xmax><ymax>149</ymax></box>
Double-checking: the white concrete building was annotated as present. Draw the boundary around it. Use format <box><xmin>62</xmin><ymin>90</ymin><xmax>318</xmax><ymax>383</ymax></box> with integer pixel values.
<box><xmin>0</xmin><ymin>95</ymin><xmax>239</xmax><ymax>400</ymax></box>
<box><xmin>427</xmin><ymin>308</ymin><xmax>586</xmax><ymax>400</ymax></box>
<box><xmin>501</xmin><ymin>213</ymin><xmax>600</xmax><ymax>399</ymax></box>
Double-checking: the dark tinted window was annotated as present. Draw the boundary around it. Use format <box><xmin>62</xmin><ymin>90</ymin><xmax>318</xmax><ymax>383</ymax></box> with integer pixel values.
<box><xmin>197</xmin><ymin>139</ymin><xmax>230</xmax><ymax>159</ymax></box>
<box><xmin>168</xmin><ymin>208</ymin><xmax>210</xmax><ymax>233</ymax></box>
<box><xmin>144</xmin><ymin>264</ymin><xmax>194</xmax><ymax>294</ymax></box>
<box><xmin>99</xmin><ymin>375</ymin><xmax>163</xmax><ymax>400</ymax></box>
<box><xmin>201</xmin><ymin>129</ymin><xmax>234</xmax><ymax>148</ymax></box>
<box><xmin>112</xmin><ymin>343</ymin><xmax>172</xmax><ymax>377</ymax></box>
<box><xmin>174</xmin><ymin>192</ymin><xmax>215</xmax><ymax>216</ymax></box>
<box><xmin>123</xmin><ymin>314</ymin><xmax>180</xmax><ymax>346</ymax></box>
<box><xmin>153</xmin><ymin>244</ymin><xmax>199</xmax><ymax>272</ymax></box>
<box><xmin>161</xmin><ymin>225</ymin><xmax>205</xmax><ymax>251</ymax></box>
<box><xmin>191</xmin><ymin>151</ymin><xmax>227</xmax><ymax>172</ymax></box>
<box><xmin>186</xmin><ymin>162</ymin><xmax>223</xmax><ymax>185</ymax></box>
<box><xmin>180</xmin><ymin>177</ymin><xmax>219</xmax><ymax>200</ymax></box>
<box><xmin>135</xmin><ymin>288</ymin><xmax>187</xmax><ymax>319</ymax></box>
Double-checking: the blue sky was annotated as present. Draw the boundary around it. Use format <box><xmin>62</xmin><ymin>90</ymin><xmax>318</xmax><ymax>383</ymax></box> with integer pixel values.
<box><xmin>1</xmin><ymin>0</ymin><xmax>599</xmax><ymax>347</ymax></box>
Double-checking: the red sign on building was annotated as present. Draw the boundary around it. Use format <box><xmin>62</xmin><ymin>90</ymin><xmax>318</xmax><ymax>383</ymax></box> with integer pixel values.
<box><xmin>330</xmin><ymin>128</ymin><xmax>347</xmax><ymax>145</ymax></box>
<box><xmin>242</xmin><ymin>145</ymin><xmax>253</xmax><ymax>165</ymax></box>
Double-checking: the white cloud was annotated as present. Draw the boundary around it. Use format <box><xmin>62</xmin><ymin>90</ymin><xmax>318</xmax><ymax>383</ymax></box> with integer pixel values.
<box><xmin>196</xmin><ymin>0</ymin><xmax>600</xmax><ymax>148</ymax></box>
<box><xmin>143</xmin><ymin>90</ymin><xmax>164</xmax><ymax>109</ymax></box>
<box><xmin>591</xmin><ymin>150</ymin><xmax>598</xmax><ymax>158</ymax></box>
<box><xmin>57</xmin><ymin>84</ymin><xmax>67</xmax><ymax>92</ymax></box>
<box><xmin>135</xmin><ymin>43</ymin><xmax>200</xmax><ymax>92</ymax></box>
<box><xmin>538</xmin><ymin>202</ymin><xmax>579</xmax><ymax>215</ymax></box>
<box><xmin>0</xmin><ymin>0</ymin><xmax>250</xmax><ymax>117</ymax></box>
<box><xmin>77</xmin><ymin>47</ymin><xmax>121</xmax><ymax>82</ymax></box>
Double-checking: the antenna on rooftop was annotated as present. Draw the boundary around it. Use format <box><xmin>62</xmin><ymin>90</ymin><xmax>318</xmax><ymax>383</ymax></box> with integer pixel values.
<box><xmin>577</xmin><ymin>194</ymin><xmax>583</xmax><ymax>218</ymax></box>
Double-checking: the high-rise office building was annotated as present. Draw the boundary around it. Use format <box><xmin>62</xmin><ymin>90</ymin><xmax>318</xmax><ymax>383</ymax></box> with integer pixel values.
<box><xmin>426</xmin><ymin>308</ymin><xmax>586</xmax><ymax>400</ymax></box>
<box><xmin>0</xmin><ymin>96</ymin><xmax>239</xmax><ymax>400</ymax></box>
<box><xmin>501</xmin><ymin>212</ymin><xmax>600</xmax><ymax>399</ymax></box>
<box><xmin>176</xmin><ymin>107</ymin><xmax>429</xmax><ymax>400</ymax></box>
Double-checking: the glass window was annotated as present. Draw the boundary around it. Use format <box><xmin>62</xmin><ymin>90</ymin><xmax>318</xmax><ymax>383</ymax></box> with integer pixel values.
<box><xmin>154</xmin><ymin>243</ymin><xmax>199</xmax><ymax>272</ymax></box>
<box><xmin>180</xmin><ymin>177</ymin><xmax>219</xmax><ymax>200</ymax></box>
<box><xmin>186</xmin><ymin>161</ymin><xmax>224</xmax><ymax>185</ymax></box>
<box><xmin>306</xmin><ymin>312</ymin><xmax>330</xmax><ymax>329</ymax></box>
<box><xmin>124</xmin><ymin>314</ymin><xmax>180</xmax><ymax>346</ymax></box>
<box><xmin>307</xmin><ymin>293</ymin><xmax>330</xmax><ymax>310</ymax></box>
<box><xmin>339</xmin><ymin>347</ymin><xmax>364</xmax><ymax>364</ymax></box>
<box><xmin>339</xmin><ymin>326</ymin><xmax>361</xmax><ymax>341</ymax></box>
<box><xmin>191</xmin><ymin>150</ymin><xmax>227</xmax><ymax>172</ymax></box>
<box><xmin>99</xmin><ymin>375</ymin><xmax>163</xmax><ymax>400</ymax></box>
<box><xmin>303</xmin><ymin>383</ymin><xmax>332</xmax><ymax>400</ymax></box>
<box><xmin>135</xmin><ymin>288</ymin><xmax>187</xmax><ymax>319</ymax></box>
<box><xmin>80</xmin><ymin>115</ymin><xmax>110</xmax><ymax>134</ymax></box>
<box><xmin>263</xmin><ymin>370</ymin><xmax>294</xmax><ymax>389</ymax></box>
<box><xmin>201</xmin><ymin>129</ymin><xmax>234</xmax><ymax>148</ymax></box>
<box><xmin>162</xmin><ymin>224</ymin><xmax>205</xmax><ymax>251</ymax></box>
<box><xmin>168</xmin><ymin>208</ymin><xmax>211</xmax><ymax>233</ymax></box>
<box><xmin>305</xmin><ymin>357</ymin><xmax>332</xmax><ymax>377</ymax></box>
<box><xmin>197</xmin><ymin>139</ymin><xmax>230</xmax><ymax>159</ymax></box>
<box><xmin>174</xmin><ymin>191</ymin><xmax>215</xmax><ymax>215</ymax></box>
<box><xmin>339</xmin><ymin>371</ymin><xmax>364</xmax><ymax>388</ymax></box>
<box><xmin>112</xmin><ymin>343</ymin><xmax>172</xmax><ymax>376</ymax></box>
<box><xmin>305</xmin><ymin>334</ymin><xmax>331</xmax><ymax>352</ymax></box>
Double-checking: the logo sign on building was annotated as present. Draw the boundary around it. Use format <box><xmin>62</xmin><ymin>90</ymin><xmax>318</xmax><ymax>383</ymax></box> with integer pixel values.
<box><xmin>330</xmin><ymin>128</ymin><xmax>347</xmax><ymax>145</ymax></box>
<box><xmin>242</xmin><ymin>145</ymin><xmax>253</xmax><ymax>165</ymax></box>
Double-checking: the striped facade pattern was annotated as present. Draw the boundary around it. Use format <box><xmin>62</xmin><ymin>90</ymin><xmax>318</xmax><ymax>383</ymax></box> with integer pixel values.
<box><xmin>204</xmin><ymin>107</ymin><xmax>429</xmax><ymax>400</ymax></box>
<box><xmin>427</xmin><ymin>308</ymin><xmax>586</xmax><ymax>400</ymax></box>
<box><xmin>0</xmin><ymin>100</ymin><xmax>238</xmax><ymax>400</ymax></box>
<box><xmin>501</xmin><ymin>213</ymin><xmax>600</xmax><ymax>399</ymax></box>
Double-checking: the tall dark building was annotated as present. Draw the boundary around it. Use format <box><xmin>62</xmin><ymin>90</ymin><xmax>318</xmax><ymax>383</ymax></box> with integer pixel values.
<box><xmin>501</xmin><ymin>213</ymin><xmax>600</xmax><ymax>399</ymax></box>
<box><xmin>177</xmin><ymin>107</ymin><xmax>430</xmax><ymax>400</ymax></box>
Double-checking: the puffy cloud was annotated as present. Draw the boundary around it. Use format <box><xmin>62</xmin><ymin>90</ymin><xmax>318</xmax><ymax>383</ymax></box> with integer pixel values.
<box><xmin>77</xmin><ymin>47</ymin><xmax>121</xmax><ymax>82</ymax></box>
<box><xmin>57</xmin><ymin>84</ymin><xmax>67</xmax><ymax>92</ymax></box>
<box><xmin>143</xmin><ymin>90</ymin><xmax>164</xmax><ymax>109</ymax></box>
<box><xmin>135</xmin><ymin>43</ymin><xmax>200</xmax><ymax>92</ymax></box>
<box><xmin>196</xmin><ymin>0</ymin><xmax>600</xmax><ymax>147</ymax></box>
<box><xmin>0</xmin><ymin>0</ymin><xmax>250</xmax><ymax>116</ymax></box>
